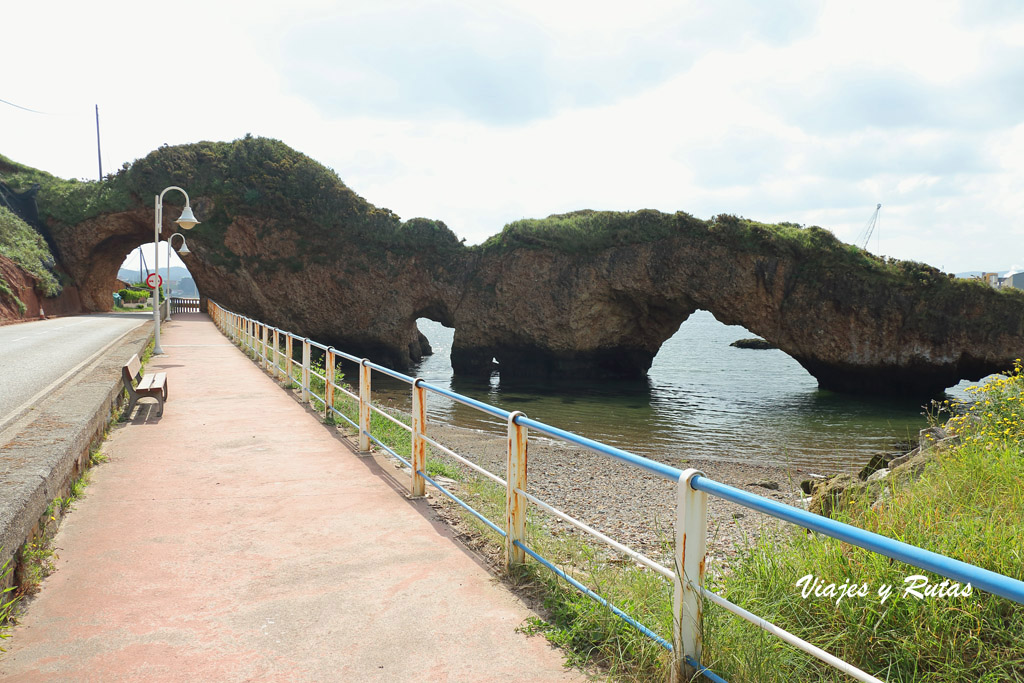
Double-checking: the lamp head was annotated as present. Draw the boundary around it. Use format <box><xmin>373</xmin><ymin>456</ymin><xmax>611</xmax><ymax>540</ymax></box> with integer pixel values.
<box><xmin>175</xmin><ymin>205</ymin><xmax>200</xmax><ymax>230</ymax></box>
<box><xmin>177</xmin><ymin>241</ymin><xmax>191</xmax><ymax>255</ymax></box>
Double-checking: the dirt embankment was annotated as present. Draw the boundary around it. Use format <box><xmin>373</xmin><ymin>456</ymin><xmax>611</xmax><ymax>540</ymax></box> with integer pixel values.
<box><xmin>0</xmin><ymin>256</ymin><xmax>82</xmax><ymax>325</ymax></box>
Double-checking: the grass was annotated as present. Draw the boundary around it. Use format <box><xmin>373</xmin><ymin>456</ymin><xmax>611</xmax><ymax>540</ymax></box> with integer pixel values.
<box><xmin>455</xmin><ymin>474</ymin><xmax>674</xmax><ymax>680</ymax></box>
<box><xmin>0</xmin><ymin>205</ymin><xmax>59</xmax><ymax>312</ymax></box>
<box><xmin>699</xmin><ymin>363</ymin><xmax>1024</xmax><ymax>682</ymax></box>
<box><xmin>0</xmin><ymin>554</ymin><xmax>17</xmax><ymax>652</ymax></box>
<box><xmin>17</xmin><ymin>456</ymin><xmax>100</xmax><ymax>599</ymax></box>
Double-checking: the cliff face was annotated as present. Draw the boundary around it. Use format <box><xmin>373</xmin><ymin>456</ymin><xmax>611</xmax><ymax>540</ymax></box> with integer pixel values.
<box><xmin>4</xmin><ymin>140</ymin><xmax>1024</xmax><ymax>396</ymax></box>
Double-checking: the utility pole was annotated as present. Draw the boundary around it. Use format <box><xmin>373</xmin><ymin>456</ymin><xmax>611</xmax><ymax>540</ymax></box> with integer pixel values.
<box><xmin>95</xmin><ymin>105</ymin><xmax>103</xmax><ymax>180</ymax></box>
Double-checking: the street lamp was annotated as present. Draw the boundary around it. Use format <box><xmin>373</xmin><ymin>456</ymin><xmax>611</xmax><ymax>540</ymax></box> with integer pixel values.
<box><xmin>153</xmin><ymin>186</ymin><xmax>200</xmax><ymax>355</ymax></box>
<box><xmin>164</xmin><ymin>232</ymin><xmax>191</xmax><ymax>322</ymax></box>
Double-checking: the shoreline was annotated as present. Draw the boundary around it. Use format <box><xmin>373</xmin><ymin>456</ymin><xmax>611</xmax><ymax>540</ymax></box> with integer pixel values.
<box><xmin>420</xmin><ymin>419</ymin><xmax>840</xmax><ymax>573</ymax></box>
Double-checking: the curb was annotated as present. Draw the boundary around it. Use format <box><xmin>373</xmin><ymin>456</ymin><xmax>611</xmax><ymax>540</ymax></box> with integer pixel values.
<box><xmin>0</xmin><ymin>325</ymin><xmax>154</xmax><ymax>584</ymax></box>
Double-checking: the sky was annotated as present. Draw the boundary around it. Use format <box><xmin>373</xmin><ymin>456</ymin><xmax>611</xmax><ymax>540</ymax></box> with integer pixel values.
<box><xmin>2</xmin><ymin>0</ymin><xmax>1023</xmax><ymax>275</ymax></box>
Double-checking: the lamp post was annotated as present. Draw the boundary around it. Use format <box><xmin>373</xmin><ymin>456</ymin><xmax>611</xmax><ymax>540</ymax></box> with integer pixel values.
<box><xmin>153</xmin><ymin>186</ymin><xmax>199</xmax><ymax>355</ymax></box>
<box><xmin>164</xmin><ymin>232</ymin><xmax>191</xmax><ymax>322</ymax></box>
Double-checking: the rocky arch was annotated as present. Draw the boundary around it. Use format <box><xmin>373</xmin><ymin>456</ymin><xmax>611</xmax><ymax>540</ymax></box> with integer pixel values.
<box><xmin>6</xmin><ymin>138</ymin><xmax>1024</xmax><ymax>397</ymax></box>
<box><xmin>449</xmin><ymin>227</ymin><xmax>1024</xmax><ymax>396</ymax></box>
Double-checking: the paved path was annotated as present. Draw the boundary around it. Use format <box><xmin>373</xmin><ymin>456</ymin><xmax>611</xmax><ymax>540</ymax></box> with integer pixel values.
<box><xmin>0</xmin><ymin>314</ymin><xmax>583</xmax><ymax>682</ymax></box>
<box><xmin>0</xmin><ymin>313</ymin><xmax>149</xmax><ymax>431</ymax></box>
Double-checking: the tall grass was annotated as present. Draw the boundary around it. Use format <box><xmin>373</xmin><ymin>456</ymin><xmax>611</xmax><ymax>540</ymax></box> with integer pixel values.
<box><xmin>702</xmin><ymin>363</ymin><xmax>1024</xmax><ymax>682</ymax></box>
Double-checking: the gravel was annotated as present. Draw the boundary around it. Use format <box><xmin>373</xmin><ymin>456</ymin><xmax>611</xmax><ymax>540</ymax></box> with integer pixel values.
<box><xmin>418</xmin><ymin>421</ymin><xmax>844</xmax><ymax>575</ymax></box>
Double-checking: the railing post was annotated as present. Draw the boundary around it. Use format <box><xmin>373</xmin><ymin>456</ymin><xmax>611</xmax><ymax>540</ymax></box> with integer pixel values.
<box><xmin>326</xmin><ymin>348</ymin><xmax>336</xmax><ymax>418</ymax></box>
<box><xmin>286</xmin><ymin>334</ymin><xmax>294</xmax><ymax>384</ymax></box>
<box><xmin>358</xmin><ymin>359</ymin><xmax>371</xmax><ymax>452</ymax></box>
<box><xmin>505</xmin><ymin>411</ymin><xmax>528</xmax><ymax>568</ymax></box>
<box><xmin>301</xmin><ymin>338</ymin><xmax>311</xmax><ymax>402</ymax></box>
<box><xmin>673</xmin><ymin>469</ymin><xmax>708</xmax><ymax>682</ymax></box>
<box><xmin>411</xmin><ymin>378</ymin><xmax>427</xmax><ymax>497</ymax></box>
<box><xmin>273</xmin><ymin>328</ymin><xmax>281</xmax><ymax>379</ymax></box>
<box><xmin>261</xmin><ymin>324</ymin><xmax>269</xmax><ymax>370</ymax></box>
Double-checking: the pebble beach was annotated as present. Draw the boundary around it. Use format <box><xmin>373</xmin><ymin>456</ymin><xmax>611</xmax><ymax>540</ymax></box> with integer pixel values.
<box><xmin>419</xmin><ymin>420</ymin><xmax>836</xmax><ymax>574</ymax></box>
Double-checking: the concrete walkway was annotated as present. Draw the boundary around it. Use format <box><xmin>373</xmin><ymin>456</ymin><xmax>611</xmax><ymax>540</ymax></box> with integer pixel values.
<box><xmin>1</xmin><ymin>314</ymin><xmax>584</xmax><ymax>682</ymax></box>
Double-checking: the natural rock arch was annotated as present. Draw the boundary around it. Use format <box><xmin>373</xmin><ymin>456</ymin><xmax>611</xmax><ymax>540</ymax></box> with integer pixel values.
<box><xmin>5</xmin><ymin>138</ymin><xmax>1024</xmax><ymax>397</ymax></box>
<box><xmin>450</xmin><ymin>214</ymin><xmax>1024</xmax><ymax>395</ymax></box>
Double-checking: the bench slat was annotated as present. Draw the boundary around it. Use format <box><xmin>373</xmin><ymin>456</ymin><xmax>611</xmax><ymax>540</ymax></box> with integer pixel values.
<box><xmin>126</xmin><ymin>354</ymin><xmax>142</xmax><ymax>380</ymax></box>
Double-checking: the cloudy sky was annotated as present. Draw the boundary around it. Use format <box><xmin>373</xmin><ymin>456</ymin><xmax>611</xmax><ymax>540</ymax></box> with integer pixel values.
<box><xmin>3</xmin><ymin>0</ymin><xmax>1022</xmax><ymax>274</ymax></box>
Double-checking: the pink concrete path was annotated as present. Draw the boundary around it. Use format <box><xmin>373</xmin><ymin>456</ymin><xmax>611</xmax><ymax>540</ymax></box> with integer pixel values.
<box><xmin>1</xmin><ymin>314</ymin><xmax>585</xmax><ymax>682</ymax></box>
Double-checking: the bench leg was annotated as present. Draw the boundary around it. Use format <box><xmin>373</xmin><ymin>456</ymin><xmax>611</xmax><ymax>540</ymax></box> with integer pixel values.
<box><xmin>155</xmin><ymin>395</ymin><xmax>164</xmax><ymax>417</ymax></box>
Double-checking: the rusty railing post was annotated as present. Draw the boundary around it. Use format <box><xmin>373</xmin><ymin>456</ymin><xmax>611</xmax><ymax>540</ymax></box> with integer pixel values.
<box><xmin>326</xmin><ymin>348</ymin><xmax>336</xmax><ymax>418</ymax></box>
<box><xmin>286</xmin><ymin>333</ymin><xmax>294</xmax><ymax>384</ymax></box>
<box><xmin>411</xmin><ymin>378</ymin><xmax>427</xmax><ymax>497</ymax></box>
<box><xmin>673</xmin><ymin>468</ymin><xmax>708</xmax><ymax>682</ymax></box>
<box><xmin>273</xmin><ymin>328</ymin><xmax>281</xmax><ymax>379</ymax></box>
<box><xmin>358</xmin><ymin>359</ymin><xmax>371</xmax><ymax>452</ymax></box>
<box><xmin>301</xmin><ymin>338</ymin><xmax>311</xmax><ymax>402</ymax></box>
<box><xmin>261</xmin><ymin>324</ymin><xmax>269</xmax><ymax>371</ymax></box>
<box><xmin>505</xmin><ymin>411</ymin><xmax>528</xmax><ymax>568</ymax></box>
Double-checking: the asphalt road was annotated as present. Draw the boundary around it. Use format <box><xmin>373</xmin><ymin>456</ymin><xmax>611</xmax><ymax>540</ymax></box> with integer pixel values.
<box><xmin>0</xmin><ymin>313</ymin><xmax>149</xmax><ymax>428</ymax></box>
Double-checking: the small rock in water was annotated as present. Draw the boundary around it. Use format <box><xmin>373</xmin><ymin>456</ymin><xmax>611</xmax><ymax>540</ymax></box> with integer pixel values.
<box><xmin>730</xmin><ymin>337</ymin><xmax>777</xmax><ymax>350</ymax></box>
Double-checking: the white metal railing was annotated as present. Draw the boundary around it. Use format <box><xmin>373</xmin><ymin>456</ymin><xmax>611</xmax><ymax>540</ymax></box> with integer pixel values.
<box><xmin>206</xmin><ymin>301</ymin><xmax>1024</xmax><ymax>683</ymax></box>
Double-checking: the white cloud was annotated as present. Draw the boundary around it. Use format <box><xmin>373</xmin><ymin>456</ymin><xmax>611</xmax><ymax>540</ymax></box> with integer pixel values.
<box><xmin>2</xmin><ymin>0</ymin><xmax>1023</xmax><ymax>273</ymax></box>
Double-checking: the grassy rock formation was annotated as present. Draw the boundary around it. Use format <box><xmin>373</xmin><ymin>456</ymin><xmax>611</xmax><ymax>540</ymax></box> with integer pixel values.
<box><xmin>0</xmin><ymin>139</ymin><xmax>465</xmax><ymax>366</ymax></box>
<box><xmin>454</xmin><ymin>211</ymin><xmax>1024</xmax><ymax>394</ymax></box>
<box><xmin>3</xmin><ymin>138</ymin><xmax>1023</xmax><ymax>395</ymax></box>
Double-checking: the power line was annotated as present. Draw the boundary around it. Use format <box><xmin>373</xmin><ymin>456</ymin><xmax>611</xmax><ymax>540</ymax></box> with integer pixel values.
<box><xmin>0</xmin><ymin>97</ymin><xmax>56</xmax><ymax>115</ymax></box>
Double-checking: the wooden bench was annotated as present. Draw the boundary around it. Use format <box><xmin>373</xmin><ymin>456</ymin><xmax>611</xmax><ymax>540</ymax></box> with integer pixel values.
<box><xmin>122</xmin><ymin>353</ymin><xmax>168</xmax><ymax>416</ymax></box>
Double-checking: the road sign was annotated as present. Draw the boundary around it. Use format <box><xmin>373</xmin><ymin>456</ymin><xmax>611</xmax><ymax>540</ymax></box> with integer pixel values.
<box><xmin>146</xmin><ymin>273</ymin><xmax>163</xmax><ymax>289</ymax></box>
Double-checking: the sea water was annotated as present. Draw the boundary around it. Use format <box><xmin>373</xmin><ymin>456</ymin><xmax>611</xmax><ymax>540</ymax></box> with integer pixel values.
<box><xmin>371</xmin><ymin>311</ymin><xmax>973</xmax><ymax>473</ymax></box>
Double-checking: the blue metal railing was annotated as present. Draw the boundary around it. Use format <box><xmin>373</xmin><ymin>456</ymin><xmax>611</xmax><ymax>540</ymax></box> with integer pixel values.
<box><xmin>690</xmin><ymin>475</ymin><xmax>1024</xmax><ymax>604</ymax></box>
<box><xmin>208</xmin><ymin>302</ymin><xmax>1024</xmax><ymax>683</ymax></box>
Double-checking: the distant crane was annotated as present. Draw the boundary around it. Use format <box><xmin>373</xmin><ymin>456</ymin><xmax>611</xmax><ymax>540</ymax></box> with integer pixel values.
<box><xmin>857</xmin><ymin>203</ymin><xmax>882</xmax><ymax>252</ymax></box>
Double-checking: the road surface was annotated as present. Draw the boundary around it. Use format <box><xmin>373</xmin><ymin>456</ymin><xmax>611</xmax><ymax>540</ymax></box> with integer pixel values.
<box><xmin>0</xmin><ymin>313</ymin><xmax>149</xmax><ymax>429</ymax></box>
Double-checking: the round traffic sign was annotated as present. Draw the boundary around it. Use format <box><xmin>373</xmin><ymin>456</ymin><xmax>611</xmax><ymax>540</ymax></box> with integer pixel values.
<box><xmin>146</xmin><ymin>273</ymin><xmax>163</xmax><ymax>289</ymax></box>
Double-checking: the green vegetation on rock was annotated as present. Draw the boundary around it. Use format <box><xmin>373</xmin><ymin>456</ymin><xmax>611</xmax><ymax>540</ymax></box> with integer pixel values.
<box><xmin>1</xmin><ymin>138</ymin><xmax>464</xmax><ymax>270</ymax></box>
<box><xmin>477</xmin><ymin>208</ymin><xmax>1024</xmax><ymax>332</ymax></box>
<box><xmin>0</xmin><ymin>204</ymin><xmax>59</xmax><ymax>305</ymax></box>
